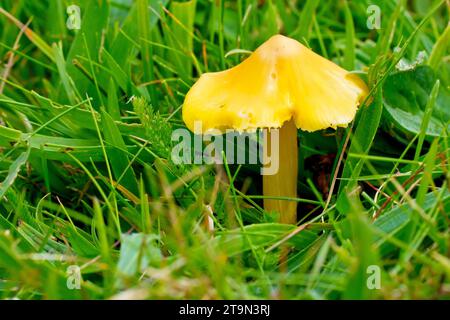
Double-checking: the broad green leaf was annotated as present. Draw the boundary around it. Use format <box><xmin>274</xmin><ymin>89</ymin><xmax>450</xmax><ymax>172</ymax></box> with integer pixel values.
<box><xmin>338</xmin><ymin>188</ymin><xmax>450</xmax><ymax>257</ymax></box>
<box><xmin>0</xmin><ymin>125</ymin><xmax>21</xmax><ymax>147</ymax></box>
<box><xmin>382</xmin><ymin>65</ymin><xmax>450</xmax><ymax>139</ymax></box>
<box><xmin>211</xmin><ymin>223</ymin><xmax>318</xmax><ymax>256</ymax></box>
<box><xmin>115</xmin><ymin>233</ymin><xmax>162</xmax><ymax>287</ymax></box>
<box><xmin>101</xmin><ymin>110</ymin><xmax>139</xmax><ymax>195</ymax></box>
<box><xmin>63</xmin><ymin>224</ymin><xmax>99</xmax><ymax>258</ymax></box>
<box><xmin>0</xmin><ymin>148</ymin><xmax>29</xmax><ymax>198</ymax></box>
<box><xmin>339</xmin><ymin>89</ymin><xmax>383</xmax><ymax>193</ymax></box>
<box><xmin>428</xmin><ymin>23</ymin><xmax>450</xmax><ymax>70</ymax></box>
<box><xmin>338</xmin><ymin>188</ymin><xmax>450</xmax><ymax>242</ymax></box>
<box><xmin>53</xmin><ymin>43</ymin><xmax>79</xmax><ymax>105</ymax></box>
<box><xmin>102</xmin><ymin>49</ymin><xmax>144</xmax><ymax>99</ymax></box>
<box><xmin>107</xmin><ymin>78</ymin><xmax>121</xmax><ymax>121</ymax></box>
<box><xmin>64</xmin><ymin>0</ymin><xmax>110</xmax><ymax>100</ymax></box>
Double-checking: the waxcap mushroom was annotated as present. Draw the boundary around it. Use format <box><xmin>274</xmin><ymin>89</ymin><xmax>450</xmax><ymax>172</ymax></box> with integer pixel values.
<box><xmin>182</xmin><ymin>34</ymin><xmax>368</xmax><ymax>134</ymax></box>
<box><xmin>182</xmin><ymin>34</ymin><xmax>370</xmax><ymax>225</ymax></box>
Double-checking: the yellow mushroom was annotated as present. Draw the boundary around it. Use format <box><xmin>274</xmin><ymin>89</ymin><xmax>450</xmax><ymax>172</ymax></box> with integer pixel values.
<box><xmin>182</xmin><ymin>34</ymin><xmax>368</xmax><ymax>224</ymax></box>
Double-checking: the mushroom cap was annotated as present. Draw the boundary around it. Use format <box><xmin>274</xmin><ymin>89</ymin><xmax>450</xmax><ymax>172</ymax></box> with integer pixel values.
<box><xmin>182</xmin><ymin>34</ymin><xmax>369</xmax><ymax>133</ymax></box>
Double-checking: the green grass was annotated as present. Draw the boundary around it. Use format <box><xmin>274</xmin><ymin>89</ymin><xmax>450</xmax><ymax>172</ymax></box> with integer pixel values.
<box><xmin>0</xmin><ymin>0</ymin><xmax>449</xmax><ymax>300</ymax></box>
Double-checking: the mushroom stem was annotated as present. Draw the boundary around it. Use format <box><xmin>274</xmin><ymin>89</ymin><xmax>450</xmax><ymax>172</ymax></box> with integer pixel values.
<box><xmin>263</xmin><ymin>119</ymin><xmax>298</xmax><ymax>224</ymax></box>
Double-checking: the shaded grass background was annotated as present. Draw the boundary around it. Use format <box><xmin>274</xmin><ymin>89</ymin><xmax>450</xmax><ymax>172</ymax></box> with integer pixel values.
<box><xmin>0</xmin><ymin>0</ymin><xmax>448</xmax><ymax>299</ymax></box>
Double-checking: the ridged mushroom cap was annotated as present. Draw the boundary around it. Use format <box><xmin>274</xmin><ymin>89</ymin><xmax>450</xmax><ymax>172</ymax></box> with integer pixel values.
<box><xmin>182</xmin><ymin>34</ymin><xmax>369</xmax><ymax>133</ymax></box>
